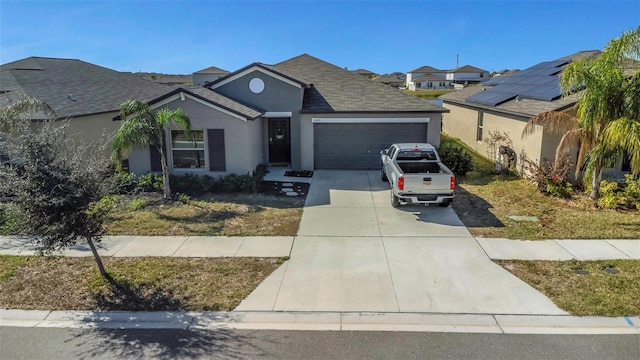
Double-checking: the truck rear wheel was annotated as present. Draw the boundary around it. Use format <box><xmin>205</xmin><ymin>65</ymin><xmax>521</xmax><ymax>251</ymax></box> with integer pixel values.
<box><xmin>438</xmin><ymin>200</ymin><xmax>451</xmax><ymax>207</ymax></box>
<box><xmin>391</xmin><ymin>191</ymin><xmax>400</xmax><ymax>207</ymax></box>
<box><xmin>381</xmin><ymin>168</ymin><xmax>388</xmax><ymax>182</ymax></box>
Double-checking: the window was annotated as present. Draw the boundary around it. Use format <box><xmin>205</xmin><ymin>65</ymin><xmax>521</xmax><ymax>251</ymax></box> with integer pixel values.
<box><xmin>476</xmin><ymin>112</ymin><xmax>484</xmax><ymax>141</ymax></box>
<box><xmin>171</xmin><ymin>130</ymin><xmax>205</xmax><ymax>168</ymax></box>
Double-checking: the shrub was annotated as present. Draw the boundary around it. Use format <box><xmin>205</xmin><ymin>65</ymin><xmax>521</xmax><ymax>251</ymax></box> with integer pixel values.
<box><xmin>114</xmin><ymin>172</ymin><xmax>137</xmax><ymax>194</ymax></box>
<box><xmin>598</xmin><ymin>174</ymin><xmax>640</xmax><ymax>210</ymax></box>
<box><xmin>438</xmin><ymin>143</ymin><xmax>474</xmax><ymax>177</ymax></box>
<box><xmin>137</xmin><ymin>173</ymin><xmax>163</xmax><ymax>193</ymax></box>
<box><xmin>523</xmin><ymin>157</ymin><xmax>574</xmax><ymax>198</ymax></box>
<box><xmin>130</xmin><ymin>198</ymin><xmax>148</xmax><ymax>211</ymax></box>
<box><xmin>176</xmin><ymin>193</ymin><xmax>190</xmax><ymax>204</ymax></box>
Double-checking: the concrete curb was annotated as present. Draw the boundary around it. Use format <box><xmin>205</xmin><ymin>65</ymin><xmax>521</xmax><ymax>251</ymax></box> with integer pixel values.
<box><xmin>1</xmin><ymin>310</ymin><xmax>638</xmax><ymax>334</ymax></box>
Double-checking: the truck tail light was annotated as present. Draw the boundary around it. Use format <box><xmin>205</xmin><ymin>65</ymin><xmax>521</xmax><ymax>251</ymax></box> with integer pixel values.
<box><xmin>398</xmin><ymin>176</ymin><xmax>404</xmax><ymax>191</ymax></box>
<box><xmin>450</xmin><ymin>176</ymin><xmax>456</xmax><ymax>190</ymax></box>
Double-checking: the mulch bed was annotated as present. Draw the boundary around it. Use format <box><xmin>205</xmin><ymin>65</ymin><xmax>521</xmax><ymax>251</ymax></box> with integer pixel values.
<box><xmin>284</xmin><ymin>170</ymin><xmax>314</xmax><ymax>178</ymax></box>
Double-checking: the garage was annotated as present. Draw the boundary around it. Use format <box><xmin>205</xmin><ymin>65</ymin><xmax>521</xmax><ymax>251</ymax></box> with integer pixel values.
<box><xmin>314</xmin><ymin>120</ymin><xmax>428</xmax><ymax>169</ymax></box>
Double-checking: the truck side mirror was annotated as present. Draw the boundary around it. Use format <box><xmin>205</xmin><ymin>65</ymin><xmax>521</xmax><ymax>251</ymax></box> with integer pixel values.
<box><xmin>380</xmin><ymin>149</ymin><xmax>388</xmax><ymax>155</ymax></box>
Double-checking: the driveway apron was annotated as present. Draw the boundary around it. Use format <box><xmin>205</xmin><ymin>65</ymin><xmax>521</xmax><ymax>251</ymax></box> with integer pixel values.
<box><xmin>237</xmin><ymin>170</ymin><xmax>566</xmax><ymax>315</ymax></box>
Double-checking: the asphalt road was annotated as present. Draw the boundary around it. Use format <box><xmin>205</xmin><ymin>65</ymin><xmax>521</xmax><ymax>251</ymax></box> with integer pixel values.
<box><xmin>1</xmin><ymin>327</ymin><xmax>638</xmax><ymax>360</ymax></box>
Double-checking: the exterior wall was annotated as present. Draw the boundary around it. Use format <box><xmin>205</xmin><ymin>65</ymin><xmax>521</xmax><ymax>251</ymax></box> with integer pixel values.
<box><xmin>299</xmin><ymin>112</ymin><xmax>443</xmax><ymax>170</ymax></box>
<box><xmin>63</xmin><ymin>112</ymin><xmax>121</xmax><ymax>160</ymax></box>
<box><xmin>442</xmin><ymin>102</ymin><xmax>543</xmax><ymax>172</ymax></box>
<box><xmin>417</xmin><ymin>81</ymin><xmax>450</xmax><ymax>90</ymax></box>
<box><xmin>214</xmin><ymin>70</ymin><xmax>305</xmax><ymax>169</ymax></box>
<box><xmin>446</xmin><ymin>72</ymin><xmax>489</xmax><ymax>82</ymax></box>
<box><xmin>127</xmin><ymin>97</ymin><xmax>263</xmax><ymax>176</ymax></box>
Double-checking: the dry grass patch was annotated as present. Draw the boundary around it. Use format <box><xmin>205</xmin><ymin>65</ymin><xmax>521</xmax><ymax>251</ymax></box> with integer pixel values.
<box><xmin>441</xmin><ymin>134</ymin><xmax>640</xmax><ymax>239</ymax></box>
<box><xmin>497</xmin><ymin>259</ymin><xmax>640</xmax><ymax>317</ymax></box>
<box><xmin>454</xmin><ymin>179</ymin><xmax>640</xmax><ymax>239</ymax></box>
<box><xmin>105</xmin><ymin>193</ymin><xmax>304</xmax><ymax>236</ymax></box>
<box><xmin>0</xmin><ymin>255</ymin><xmax>283</xmax><ymax>311</ymax></box>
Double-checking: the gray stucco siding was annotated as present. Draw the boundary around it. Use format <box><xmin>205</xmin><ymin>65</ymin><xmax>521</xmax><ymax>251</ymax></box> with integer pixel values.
<box><xmin>214</xmin><ymin>70</ymin><xmax>305</xmax><ymax>169</ymax></box>
<box><xmin>127</xmin><ymin>97</ymin><xmax>263</xmax><ymax>177</ymax></box>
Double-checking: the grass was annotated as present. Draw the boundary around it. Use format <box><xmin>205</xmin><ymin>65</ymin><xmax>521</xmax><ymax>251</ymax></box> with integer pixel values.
<box><xmin>0</xmin><ymin>255</ymin><xmax>283</xmax><ymax>311</ymax></box>
<box><xmin>497</xmin><ymin>260</ymin><xmax>640</xmax><ymax>317</ymax></box>
<box><xmin>403</xmin><ymin>89</ymin><xmax>455</xmax><ymax>99</ymax></box>
<box><xmin>442</xmin><ymin>134</ymin><xmax>640</xmax><ymax>239</ymax></box>
<box><xmin>104</xmin><ymin>193</ymin><xmax>304</xmax><ymax>236</ymax></box>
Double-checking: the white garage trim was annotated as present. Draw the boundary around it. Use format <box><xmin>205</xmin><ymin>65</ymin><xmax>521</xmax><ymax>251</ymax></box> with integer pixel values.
<box><xmin>312</xmin><ymin>117</ymin><xmax>430</xmax><ymax>123</ymax></box>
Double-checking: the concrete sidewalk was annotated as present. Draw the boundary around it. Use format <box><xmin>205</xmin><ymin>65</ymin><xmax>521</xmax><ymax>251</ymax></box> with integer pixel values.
<box><xmin>0</xmin><ymin>235</ymin><xmax>294</xmax><ymax>258</ymax></box>
<box><xmin>1</xmin><ymin>235</ymin><xmax>637</xmax><ymax>260</ymax></box>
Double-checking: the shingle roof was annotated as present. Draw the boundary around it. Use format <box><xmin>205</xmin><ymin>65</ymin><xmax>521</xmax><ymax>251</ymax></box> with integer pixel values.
<box><xmin>408</xmin><ymin>65</ymin><xmax>441</xmax><ymax>73</ymax></box>
<box><xmin>0</xmin><ymin>57</ymin><xmax>173</xmax><ymax>119</ymax></box>
<box><xmin>413</xmin><ymin>74</ymin><xmax>446</xmax><ymax>82</ymax></box>
<box><xmin>193</xmin><ymin>66</ymin><xmax>229</xmax><ymax>74</ymax></box>
<box><xmin>451</xmin><ymin>65</ymin><xmax>488</xmax><ymax>73</ymax></box>
<box><xmin>275</xmin><ymin>54</ymin><xmax>446</xmax><ymax>113</ymax></box>
<box><xmin>148</xmin><ymin>86</ymin><xmax>263</xmax><ymax>120</ymax></box>
<box><xmin>351</xmin><ymin>68</ymin><xmax>376</xmax><ymax>75</ymax></box>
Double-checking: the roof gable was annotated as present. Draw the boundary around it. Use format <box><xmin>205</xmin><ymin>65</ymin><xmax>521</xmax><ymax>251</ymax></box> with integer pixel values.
<box><xmin>145</xmin><ymin>87</ymin><xmax>263</xmax><ymax>121</ymax></box>
<box><xmin>207</xmin><ymin>63</ymin><xmax>308</xmax><ymax>90</ymax></box>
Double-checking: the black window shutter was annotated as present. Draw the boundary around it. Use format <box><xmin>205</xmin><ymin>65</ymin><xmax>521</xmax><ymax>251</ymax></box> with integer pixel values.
<box><xmin>150</xmin><ymin>131</ymin><xmax>166</xmax><ymax>172</ymax></box>
<box><xmin>207</xmin><ymin>129</ymin><xmax>226</xmax><ymax>171</ymax></box>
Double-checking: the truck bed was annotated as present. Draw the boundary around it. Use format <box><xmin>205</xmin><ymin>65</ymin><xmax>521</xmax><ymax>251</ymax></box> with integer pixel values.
<box><xmin>397</xmin><ymin>161</ymin><xmax>442</xmax><ymax>174</ymax></box>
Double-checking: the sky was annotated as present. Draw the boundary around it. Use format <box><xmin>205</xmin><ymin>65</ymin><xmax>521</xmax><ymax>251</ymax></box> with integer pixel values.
<box><xmin>0</xmin><ymin>1</ymin><xmax>638</xmax><ymax>75</ymax></box>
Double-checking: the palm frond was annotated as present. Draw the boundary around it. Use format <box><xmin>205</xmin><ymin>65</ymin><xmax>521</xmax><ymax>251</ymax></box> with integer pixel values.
<box><xmin>522</xmin><ymin>111</ymin><xmax>579</xmax><ymax>138</ymax></box>
<box><xmin>605</xmin><ymin>117</ymin><xmax>640</xmax><ymax>175</ymax></box>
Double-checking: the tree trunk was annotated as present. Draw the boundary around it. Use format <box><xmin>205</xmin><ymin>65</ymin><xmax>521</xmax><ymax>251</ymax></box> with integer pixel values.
<box><xmin>158</xmin><ymin>145</ymin><xmax>171</xmax><ymax>199</ymax></box>
<box><xmin>590</xmin><ymin>166</ymin><xmax>603</xmax><ymax>200</ymax></box>
<box><xmin>87</xmin><ymin>237</ymin><xmax>110</xmax><ymax>280</ymax></box>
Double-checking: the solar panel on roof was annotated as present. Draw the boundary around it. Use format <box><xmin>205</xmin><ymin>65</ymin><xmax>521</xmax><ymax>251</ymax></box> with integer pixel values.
<box><xmin>465</xmin><ymin>58</ymin><xmax>569</xmax><ymax>107</ymax></box>
<box><xmin>466</xmin><ymin>90</ymin><xmax>516</xmax><ymax>106</ymax></box>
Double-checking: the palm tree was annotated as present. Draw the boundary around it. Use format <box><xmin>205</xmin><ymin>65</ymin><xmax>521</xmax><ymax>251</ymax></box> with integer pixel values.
<box><xmin>113</xmin><ymin>99</ymin><xmax>191</xmax><ymax>199</ymax></box>
<box><xmin>523</xmin><ymin>27</ymin><xmax>640</xmax><ymax>199</ymax></box>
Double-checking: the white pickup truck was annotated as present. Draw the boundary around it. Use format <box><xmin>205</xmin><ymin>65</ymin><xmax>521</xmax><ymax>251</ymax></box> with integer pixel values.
<box><xmin>380</xmin><ymin>143</ymin><xmax>455</xmax><ymax>207</ymax></box>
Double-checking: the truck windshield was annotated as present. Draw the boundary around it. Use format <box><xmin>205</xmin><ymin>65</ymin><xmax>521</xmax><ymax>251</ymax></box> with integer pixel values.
<box><xmin>397</xmin><ymin>150</ymin><xmax>437</xmax><ymax>161</ymax></box>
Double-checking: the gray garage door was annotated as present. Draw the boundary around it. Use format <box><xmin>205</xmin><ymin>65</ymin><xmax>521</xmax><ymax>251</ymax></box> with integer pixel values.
<box><xmin>314</xmin><ymin>123</ymin><xmax>428</xmax><ymax>169</ymax></box>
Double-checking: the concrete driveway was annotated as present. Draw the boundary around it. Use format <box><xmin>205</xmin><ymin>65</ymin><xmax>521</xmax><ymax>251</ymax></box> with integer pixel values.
<box><xmin>237</xmin><ymin>170</ymin><xmax>566</xmax><ymax>315</ymax></box>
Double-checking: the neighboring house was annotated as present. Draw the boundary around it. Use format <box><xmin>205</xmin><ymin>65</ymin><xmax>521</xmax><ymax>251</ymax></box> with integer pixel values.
<box><xmin>444</xmin><ymin>65</ymin><xmax>490</xmax><ymax>84</ymax></box>
<box><xmin>350</xmin><ymin>68</ymin><xmax>377</xmax><ymax>79</ymax></box>
<box><xmin>406</xmin><ymin>64</ymin><xmax>489</xmax><ymax>90</ymax></box>
<box><xmin>372</xmin><ymin>72</ymin><xmax>406</xmax><ymax>88</ymax></box>
<box><xmin>439</xmin><ymin>50</ymin><xmax>627</xmax><ymax>174</ymax></box>
<box><xmin>126</xmin><ymin>54</ymin><xmax>448</xmax><ymax>175</ymax></box>
<box><xmin>192</xmin><ymin>66</ymin><xmax>230</xmax><ymax>86</ymax></box>
<box><xmin>0</xmin><ymin>57</ymin><xmax>173</xmax><ymax>159</ymax></box>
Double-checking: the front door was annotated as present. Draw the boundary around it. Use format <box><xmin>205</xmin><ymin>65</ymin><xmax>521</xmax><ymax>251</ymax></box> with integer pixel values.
<box><xmin>268</xmin><ymin>118</ymin><xmax>291</xmax><ymax>164</ymax></box>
